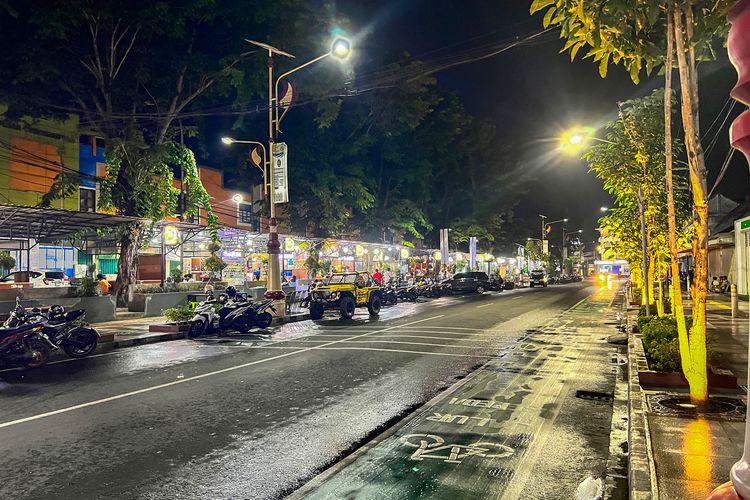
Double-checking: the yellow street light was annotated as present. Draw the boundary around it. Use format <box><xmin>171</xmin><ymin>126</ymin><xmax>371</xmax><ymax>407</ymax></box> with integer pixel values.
<box><xmin>232</xmin><ymin>194</ymin><xmax>243</xmax><ymax>204</ymax></box>
<box><xmin>221</xmin><ymin>137</ymin><xmax>234</xmax><ymax>145</ymax></box>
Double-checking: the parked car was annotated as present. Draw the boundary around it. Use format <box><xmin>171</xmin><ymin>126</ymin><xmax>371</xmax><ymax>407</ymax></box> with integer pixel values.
<box><xmin>448</xmin><ymin>272</ymin><xmax>492</xmax><ymax>294</ymax></box>
<box><xmin>0</xmin><ymin>270</ymin><xmax>70</xmax><ymax>288</ymax></box>
<box><xmin>529</xmin><ymin>270</ymin><xmax>548</xmax><ymax>288</ymax></box>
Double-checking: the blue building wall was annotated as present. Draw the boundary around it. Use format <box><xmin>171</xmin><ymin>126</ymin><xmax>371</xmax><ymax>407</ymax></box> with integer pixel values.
<box><xmin>78</xmin><ymin>140</ymin><xmax>104</xmax><ymax>189</ymax></box>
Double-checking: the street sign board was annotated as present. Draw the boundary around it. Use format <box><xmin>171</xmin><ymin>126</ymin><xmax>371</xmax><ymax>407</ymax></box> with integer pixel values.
<box><xmin>272</xmin><ymin>142</ymin><xmax>288</xmax><ymax>204</ymax></box>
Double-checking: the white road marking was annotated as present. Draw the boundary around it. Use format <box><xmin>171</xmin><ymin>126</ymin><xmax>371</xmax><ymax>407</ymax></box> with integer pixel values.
<box><xmin>476</xmin><ymin>303</ymin><xmax>494</xmax><ymax>309</ymax></box>
<box><xmin>511</xmin><ymin>296</ymin><xmax>523</xmax><ymax>300</ymax></box>
<box><xmin>274</xmin><ymin>339</ymin><xmax>495</xmax><ymax>349</ymax></box>
<box><xmin>307</xmin><ymin>330</ymin><xmax>502</xmax><ymax>337</ymax></box>
<box><xmin>263</xmin><ymin>346</ymin><xmax>488</xmax><ymax>358</ymax></box>
<box><xmin>0</xmin><ymin>315</ymin><xmax>444</xmax><ymax>430</ymax></box>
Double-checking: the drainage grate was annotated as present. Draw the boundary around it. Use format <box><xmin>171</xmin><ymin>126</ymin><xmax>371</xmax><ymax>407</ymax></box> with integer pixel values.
<box><xmin>647</xmin><ymin>393</ymin><xmax>746</xmax><ymax>421</ymax></box>
<box><xmin>575</xmin><ymin>390</ymin><xmax>614</xmax><ymax>402</ymax></box>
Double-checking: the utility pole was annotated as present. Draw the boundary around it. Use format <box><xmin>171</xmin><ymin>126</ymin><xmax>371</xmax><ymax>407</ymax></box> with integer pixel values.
<box><xmin>540</xmin><ymin>214</ymin><xmax>547</xmax><ymax>253</ymax></box>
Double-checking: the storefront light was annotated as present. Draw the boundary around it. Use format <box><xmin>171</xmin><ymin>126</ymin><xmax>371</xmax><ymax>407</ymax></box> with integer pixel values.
<box><xmin>163</xmin><ymin>225</ymin><xmax>179</xmax><ymax>245</ymax></box>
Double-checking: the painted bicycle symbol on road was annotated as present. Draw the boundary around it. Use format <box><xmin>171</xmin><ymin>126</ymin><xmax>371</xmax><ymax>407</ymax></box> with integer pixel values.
<box><xmin>400</xmin><ymin>434</ymin><xmax>514</xmax><ymax>465</ymax></box>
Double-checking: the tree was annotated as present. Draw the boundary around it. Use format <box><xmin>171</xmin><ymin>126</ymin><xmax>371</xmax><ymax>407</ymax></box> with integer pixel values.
<box><xmin>532</xmin><ymin>0</ymin><xmax>733</xmax><ymax>404</ymax></box>
<box><xmin>0</xmin><ymin>0</ymin><xmax>336</xmax><ymax>303</ymax></box>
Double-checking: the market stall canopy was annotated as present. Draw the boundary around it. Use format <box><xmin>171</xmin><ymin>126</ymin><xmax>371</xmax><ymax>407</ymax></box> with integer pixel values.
<box><xmin>0</xmin><ymin>204</ymin><xmax>143</xmax><ymax>243</ymax></box>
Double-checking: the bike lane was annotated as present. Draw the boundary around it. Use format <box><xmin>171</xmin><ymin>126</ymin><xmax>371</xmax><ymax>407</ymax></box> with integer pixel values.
<box><xmin>294</xmin><ymin>285</ymin><xmax>621</xmax><ymax>499</ymax></box>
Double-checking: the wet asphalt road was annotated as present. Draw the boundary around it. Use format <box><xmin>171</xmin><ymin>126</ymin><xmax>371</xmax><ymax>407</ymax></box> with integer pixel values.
<box><xmin>0</xmin><ymin>282</ymin><xmax>592</xmax><ymax>500</ymax></box>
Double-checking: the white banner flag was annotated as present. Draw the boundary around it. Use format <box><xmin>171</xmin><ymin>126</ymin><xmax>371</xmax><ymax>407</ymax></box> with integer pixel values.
<box><xmin>272</xmin><ymin>142</ymin><xmax>288</xmax><ymax>204</ymax></box>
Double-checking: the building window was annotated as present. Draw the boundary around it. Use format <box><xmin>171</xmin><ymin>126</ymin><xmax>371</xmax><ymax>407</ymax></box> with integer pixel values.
<box><xmin>79</xmin><ymin>188</ymin><xmax>96</xmax><ymax>212</ymax></box>
<box><xmin>237</xmin><ymin>202</ymin><xmax>259</xmax><ymax>231</ymax></box>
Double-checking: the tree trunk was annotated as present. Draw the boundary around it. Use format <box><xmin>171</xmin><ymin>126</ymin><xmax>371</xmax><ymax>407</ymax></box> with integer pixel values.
<box><xmin>664</xmin><ymin>7</ymin><xmax>690</xmax><ymax>378</ymax></box>
<box><xmin>115</xmin><ymin>223</ymin><xmax>144</xmax><ymax>306</ymax></box>
<box><xmin>638</xmin><ymin>187</ymin><xmax>651</xmax><ymax>312</ymax></box>
<box><xmin>674</xmin><ymin>5</ymin><xmax>708</xmax><ymax>404</ymax></box>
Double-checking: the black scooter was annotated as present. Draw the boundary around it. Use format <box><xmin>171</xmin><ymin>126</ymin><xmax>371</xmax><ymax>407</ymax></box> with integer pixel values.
<box><xmin>187</xmin><ymin>292</ymin><xmax>276</xmax><ymax>338</ymax></box>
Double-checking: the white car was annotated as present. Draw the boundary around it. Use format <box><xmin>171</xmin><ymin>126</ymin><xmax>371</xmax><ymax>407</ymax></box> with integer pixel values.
<box><xmin>0</xmin><ymin>270</ymin><xmax>71</xmax><ymax>287</ymax></box>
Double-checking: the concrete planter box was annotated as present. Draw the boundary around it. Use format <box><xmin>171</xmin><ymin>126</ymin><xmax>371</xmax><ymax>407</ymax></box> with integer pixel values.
<box><xmin>0</xmin><ymin>294</ymin><xmax>116</xmax><ymax>323</ymax></box>
<box><xmin>636</xmin><ymin>338</ymin><xmax>738</xmax><ymax>389</ymax></box>
<box><xmin>149</xmin><ymin>323</ymin><xmax>189</xmax><ymax>333</ymax></box>
<box><xmin>129</xmin><ymin>292</ymin><xmax>192</xmax><ymax>316</ymax></box>
<box><xmin>638</xmin><ymin>367</ymin><xmax>738</xmax><ymax>390</ymax></box>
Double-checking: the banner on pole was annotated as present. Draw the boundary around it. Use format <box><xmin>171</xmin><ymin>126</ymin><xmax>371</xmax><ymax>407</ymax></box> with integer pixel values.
<box><xmin>272</xmin><ymin>142</ymin><xmax>288</xmax><ymax>204</ymax></box>
<box><xmin>469</xmin><ymin>237</ymin><xmax>477</xmax><ymax>269</ymax></box>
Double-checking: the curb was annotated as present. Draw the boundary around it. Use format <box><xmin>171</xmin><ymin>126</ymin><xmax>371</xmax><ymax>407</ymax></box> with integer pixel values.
<box><xmin>627</xmin><ymin>315</ymin><xmax>659</xmax><ymax>499</ymax></box>
<box><xmin>112</xmin><ymin>332</ymin><xmax>185</xmax><ymax>348</ymax></box>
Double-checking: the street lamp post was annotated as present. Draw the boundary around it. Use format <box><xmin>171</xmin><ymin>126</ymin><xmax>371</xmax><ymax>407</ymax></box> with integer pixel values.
<box><xmin>562</xmin><ymin>228</ymin><xmax>582</xmax><ymax>274</ymax></box>
<box><xmin>540</xmin><ymin>215</ymin><xmax>567</xmax><ymax>255</ymax></box>
<box><xmin>233</xmin><ymin>37</ymin><xmax>350</xmax><ymax>300</ymax></box>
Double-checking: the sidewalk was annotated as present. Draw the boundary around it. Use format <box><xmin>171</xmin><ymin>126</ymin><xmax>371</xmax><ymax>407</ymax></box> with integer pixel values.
<box><xmin>634</xmin><ymin>297</ymin><xmax>749</xmax><ymax>499</ymax></box>
<box><xmin>293</xmin><ymin>285</ymin><xmax>626</xmax><ymax>499</ymax></box>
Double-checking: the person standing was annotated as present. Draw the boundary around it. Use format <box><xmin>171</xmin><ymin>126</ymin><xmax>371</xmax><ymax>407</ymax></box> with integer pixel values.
<box><xmin>372</xmin><ymin>268</ymin><xmax>383</xmax><ymax>285</ymax></box>
<box><xmin>97</xmin><ymin>274</ymin><xmax>110</xmax><ymax>296</ymax></box>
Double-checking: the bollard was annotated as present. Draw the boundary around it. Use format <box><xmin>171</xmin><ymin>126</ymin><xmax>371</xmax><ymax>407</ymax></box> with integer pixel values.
<box><xmin>732</xmin><ymin>284</ymin><xmax>739</xmax><ymax>318</ymax></box>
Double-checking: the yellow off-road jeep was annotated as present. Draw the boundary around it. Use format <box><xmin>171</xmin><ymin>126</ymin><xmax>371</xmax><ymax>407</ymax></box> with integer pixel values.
<box><xmin>309</xmin><ymin>272</ymin><xmax>383</xmax><ymax>320</ymax></box>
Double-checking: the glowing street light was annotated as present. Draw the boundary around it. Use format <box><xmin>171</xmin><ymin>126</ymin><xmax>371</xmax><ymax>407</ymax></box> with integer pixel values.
<box><xmin>331</xmin><ymin>37</ymin><xmax>352</xmax><ymax>59</ymax></box>
<box><xmin>600</xmin><ymin>206</ymin><xmax>609</xmax><ymax>212</ymax></box>
<box><xmin>231</xmin><ymin>193</ymin><xmax>243</xmax><ymax>204</ymax></box>
<box><xmin>560</xmin><ymin>126</ymin><xmax>611</xmax><ymax>153</ymax></box>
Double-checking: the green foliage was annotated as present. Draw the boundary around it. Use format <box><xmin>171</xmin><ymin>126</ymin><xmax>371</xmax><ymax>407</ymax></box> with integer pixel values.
<box><xmin>163</xmin><ymin>304</ymin><xmax>195</xmax><ymax>324</ymax></box>
<box><xmin>641</xmin><ymin>316</ymin><xmax>692</xmax><ymax>371</ymax></box>
<box><xmin>588</xmin><ymin>91</ymin><xmax>690</xmax><ymax>277</ymax></box>
<box><xmin>281</xmin><ymin>66</ymin><xmax>525</xmax><ymax>248</ymax></box>
<box><xmin>530</xmin><ymin>0</ymin><xmax>733</xmax><ymax>83</ymax></box>
<box><xmin>303</xmin><ymin>250</ymin><xmax>330</xmax><ymax>276</ymax></box>
<box><xmin>170</xmin><ymin>267</ymin><xmax>184</xmax><ymax>284</ymax></box>
<box><xmin>76</xmin><ymin>276</ymin><xmax>100</xmax><ymax>297</ymax></box>
<box><xmin>203</xmin><ymin>241</ymin><xmax>226</xmax><ymax>273</ymax></box>
<box><xmin>135</xmin><ymin>284</ymin><xmax>165</xmax><ymax>294</ymax></box>
<box><xmin>0</xmin><ymin>252</ymin><xmax>15</xmax><ymax>272</ymax></box>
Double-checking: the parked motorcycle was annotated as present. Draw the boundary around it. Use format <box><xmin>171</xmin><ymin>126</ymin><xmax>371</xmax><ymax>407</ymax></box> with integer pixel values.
<box><xmin>396</xmin><ymin>281</ymin><xmax>418</xmax><ymax>302</ymax></box>
<box><xmin>41</xmin><ymin>305</ymin><xmax>99</xmax><ymax>358</ymax></box>
<box><xmin>0</xmin><ymin>300</ymin><xmax>49</xmax><ymax>368</ymax></box>
<box><xmin>187</xmin><ymin>289</ymin><xmax>276</xmax><ymax>339</ymax></box>
<box><xmin>3</xmin><ymin>299</ymin><xmax>99</xmax><ymax>360</ymax></box>
<box><xmin>382</xmin><ymin>281</ymin><xmax>399</xmax><ymax>305</ymax></box>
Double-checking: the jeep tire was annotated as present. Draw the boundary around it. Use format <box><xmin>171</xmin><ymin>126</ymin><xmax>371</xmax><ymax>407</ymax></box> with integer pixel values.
<box><xmin>310</xmin><ymin>302</ymin><xmax>325</xmax><ymax>320</ymax></box>
<box><xmin>367</xmin><ymin>294</ymin><xmax>382</xmax><ymax>316</ymax></box>
<box><xmin>339</xmin><ymin>296</ymin><xmax>356</xmax><ymax>319</ymax></box>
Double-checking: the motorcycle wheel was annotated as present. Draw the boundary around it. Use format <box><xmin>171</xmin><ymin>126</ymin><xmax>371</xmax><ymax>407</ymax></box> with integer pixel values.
<box><xmin>255</xmin><ymin>312</ymin><xmax>273</xmax><ymax>329</ymax></box>
<box><xmin>186</xmin><ymin>320</ymin><xmax>204</xmax><ymax>339</ymax></box>
<box><xmin>408</xmin><ymin>291</ymin><xmax>418</xmax><ymax>301</ymax></box>
<box><xmin>62</xmin><ymin>327</ymin><xmax>98</xmax><ymax>358</ymax></box>
<box><xmin>24</xmin><ymin>338</ymin><xmax>51</xmax><ymax>369</ymax></box>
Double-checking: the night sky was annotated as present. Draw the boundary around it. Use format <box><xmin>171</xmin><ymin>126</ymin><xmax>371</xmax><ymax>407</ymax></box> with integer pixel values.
<box><xmin>336</xmin><ymin>0</ymin><xmax>748</xmax><ymax>240</ymax></box>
